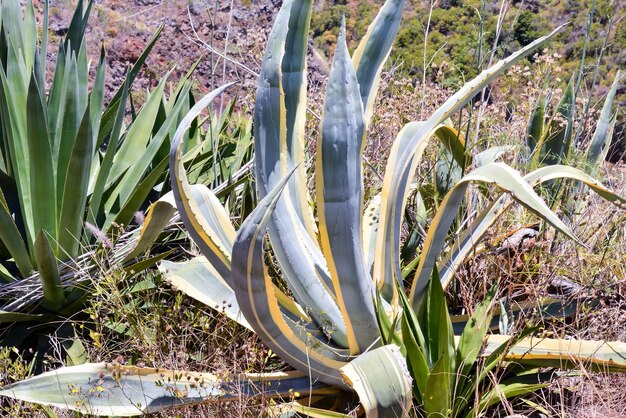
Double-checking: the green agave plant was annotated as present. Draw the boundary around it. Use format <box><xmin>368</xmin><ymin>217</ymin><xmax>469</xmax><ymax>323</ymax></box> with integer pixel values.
<box><xmin>526</xmin><ymin>70</ymin><xmax>622</xmax><ymax>168</ymax></box>
<box><xmin>386</xmin><ymin>274</ymin><xmax>546</xmax><ymax>418</ymax></box>
<box><xmin>2</xmin><ymin>0</ymin><xmax>626</xmax><ymax>416</ymax></box>
<box><xmin>0</xmin><ymin>0</ymin><xmax>213</xmax><ymax>347</ymax></box>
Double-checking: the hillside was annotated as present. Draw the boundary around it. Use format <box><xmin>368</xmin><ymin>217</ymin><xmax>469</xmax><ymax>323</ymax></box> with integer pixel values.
<box><xmin>44</xmin><ymin>0</ymin><xmax>624</xmax><ymax>160</ymax></box>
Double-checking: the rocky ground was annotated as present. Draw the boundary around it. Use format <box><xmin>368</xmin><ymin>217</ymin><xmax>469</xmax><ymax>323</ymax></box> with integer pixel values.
<box><xmin>44</xmin><ymin>0</ymin><xmax>287</xmax><ymax>106</ymax></box>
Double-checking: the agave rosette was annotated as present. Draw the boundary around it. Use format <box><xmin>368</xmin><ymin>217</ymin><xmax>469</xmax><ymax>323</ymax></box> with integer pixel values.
<box><xmin>2</xmin><ymin>0</ymin><xmax>626</xmax><ymax>416</ymax></box>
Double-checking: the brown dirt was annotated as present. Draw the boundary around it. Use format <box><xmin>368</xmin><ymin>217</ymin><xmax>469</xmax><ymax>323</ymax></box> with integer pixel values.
<box><xmin>43</xmin><ymin>0</ymin><xmax>282</xmax><ymax>105</ymax></box>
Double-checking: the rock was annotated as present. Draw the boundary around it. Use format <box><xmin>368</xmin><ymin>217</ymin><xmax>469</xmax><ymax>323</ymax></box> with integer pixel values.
<box><xmin>134</xmin><ymin>0</ymin><xmax>161</xmax><ymax>5</ymax></box>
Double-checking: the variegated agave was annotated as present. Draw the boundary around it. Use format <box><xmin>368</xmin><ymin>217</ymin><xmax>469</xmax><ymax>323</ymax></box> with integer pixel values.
<box><xmin>2</xmin><ymin>0</ymin><xmax>626</xmax><ymax>416</ymax></box>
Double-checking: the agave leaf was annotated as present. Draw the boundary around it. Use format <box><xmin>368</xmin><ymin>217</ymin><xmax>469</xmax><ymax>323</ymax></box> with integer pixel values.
<box><xmin>472</xmin><ymin>379</ymin><xmax>547</xmax><ymax>416</ymax></box>
<box><xmin>352</xmin><ymin>0</ymin><xmax>405</xmax><ymax>126</ymax></box>
<box><xmin>435</xmin><ymin>124</ymin><xmax>469</xmax><ymax>199</ymax></box>
<box><xmin>373</xmin><ymin>121</ymin><xmax>421</xmax><ymax>303</ymax></box>
<box><xmin>455</xmin><ymin>285</ymin><xmax>497</xmax><ymax>388</ymax></box>
<box><xmin>0</xmin><ymin>188</ymin><xmax>33</xmax><ymax>276</ymax></box>
<box><xmin>453</xmin><ymin>326</ymin><xmax>539</xmax><ymax>417</ymax></box>
<box><xmin>47</xmin><ymin>41</ymin><xmax>67</xmax><ymax>147</ymax></box>
<box><xmin>281</xmin><ymin>0</ymin><xmax>317</xmax><ymax>239</ymax></box>
<box><xmin>170</xmin><ymin>84</ymin><xmax>236</xmax><ymax>284</ymax></box>
<box><xmin>58</xmin><ymin>106</ymin><xmax>92</xmax><ymax>259</ymax></box>
<box><xmin>88</xmin><ymin>76</ymin><xmax>129</xmax><ymax>225</ymax></box>
<box><xmin>232</xmin><ymin>169</ymin><xmax>351</xmax><ymax>389</ymax></box>
<box><xmin>410</xmin><ymin>163</ymin><xmax>577</xmax><ymax>309</ymax></box>
<box><xmin>187</xmin><ymin>184</ymin><xmax>236</xmax><ymax>254</ymax></box>
<box><xmin>422</xmin><ymin>356</ymin><xmax>450</xmax><ymax>416</ymax></box>
<box><xmin>107</xmin><ymin>156</ymin><xmax>168</xmax><ymax>230</ymax></box>
<box><xmin>253</xmin><ymin>0</ymin><xmax>346</xmax><ymax>346</ymax></box>
<box><xmin>419</xmin><ymin>272</ymin><xmax>455</xmax><ymax>370</ymax></box>
<box><xmin>107</xmin><ymin>74</ymin><xmax>167</xmax><ymax>184</ymax></box>
<box><xmin>435</xmin><ymin>124</ymin><xmax>470</xmax><ymax>169</ymax></box>
<box><xmin>34</xmin><ymin>230</ymin><xmax>64</xmax><ymax>312</ymax></box>
<box><xmin>122</xmin><ymin>251</ymin><xmax>173</xmax><ymax>276</ymax></box>
<box><xmin>63</xmin><ymin>337</ymin><xmax>88</xmax><ymax>366</ymax></box>
<box><xmin>64</xmin><ymin>0</ymin><xmax>92</xmax><ymax>54</ymax></box>
<box><xmin>27</xmin><ymin>73</ymin><xmax>56</xmax><ymax>252</ymax></box>
<box><xmin>374</xmin><ymin>25</ymin><xmax>564</xmax><ymax>305</ymax></box>
<box><xmin>450</xmin><ymin>297</ymin><xmax>586</xmax><ymax>335</ymax></box>
<box><xmin>397</xmin><ymin>283</ymin><xmax>428</xmax><ymax>400</ymax></box>
<box><xmin>587</xmin><ymin>70</ymin><xmax>621</xmax><ymax>164</ymax></box>
<box><xmin>400</xmin><ymin>318</ymin><xmax>426</xmax><ymax>402</ymax></box>
<box><xmin>486</xmin><ymin>335</ymin><xmax>626</xmax><ymax>372</ymax></box>
<box><xmin>123</xmin><ymin>194</ymin><xmax>177</xmax><ymax>262</ymax></box>
<box><xmin>438</xmin><ymin>164</ymin><xmax>626</xmax><ymax>288</ymax></box>
<box><xmin>88</xmin><ymin>47</ymin><xmax>106</xmax><ymax>150</ymax></box>
<box><xmin>316</xmin><ymin>20</ymin><xmax>378</xmax><ymax>354</ymax></box>
<box><xmin>376</xmin><ymin>122</ymin><xmax>492</xmax><ymax>302</ymax></box>
<box><xmin>22</xmin><ymin>0</ymin><xmax>37</xmax><ymax>75</ymax></box>
<box><xmin>107</xmin><ymin>79</ymin><xmax>192</xmax><ymax>219</ymax></box>
<box><xmin>0</xmin><ymin>311</ymin><xmax>54</xmax><ymax>323</ymax></box>
<box><xmin>230</xmin><ymin>120</ymin><xmax>253</xmax><ymax>173</ymax></box>
<box><xmin>272</xmin><ymin>401</ymin><xmax>351</xmax><ymax>417</ymax></box>
<box><xmin>159</xmin><ymin>257</ymin><xmax>252</xmax><ymax>331</ymax></box>
<box><xmin>474</xmin><ymin>145</ymin><xmax>514</xmax><ymax>167</ymax></box>
<box><xmin>0</xmin><ymin>363</ymin><xmax>331</xmax><ymax>416</ymax></box>
<box><xmin>0</xmin><ymin>62</ymin><xmax>29</xmax><ymax>211</ymax></box>
<box><xmin>375</xmin><ymin>292</ymin><xmax>403</xmax><ymax>349</ymax></box>
<box><xmin>466</xmin><ymin>326</ymin><xmax>538</xmax><ymax>399</ymax></box>
<box><xmin>55</xmin><ymin>52</ymin><xmax>86</xmax><ymax>209</ymax></box>
<box><xmin>539</xmin><ymin>73</ymin><xmax>576</xmax><ymax>166</ymax></box>
<box><xmin>340</xmin><ymin>345</ymin><xmax>412</xmax><ymax>418</ymax></box>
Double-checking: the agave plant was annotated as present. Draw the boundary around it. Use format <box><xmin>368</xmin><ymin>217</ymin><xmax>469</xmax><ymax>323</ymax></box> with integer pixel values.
<box><xmin>526</xmin><ymin>70</ymin><xmax>622</xmax><ymax>169</ymax></box>
<box><xmin>2</xmin><ymin>0</ymin><xmax>626</xmax><ymax>416</ymax></box>
<box><xmin>384</xmin><ymin>274</ymin><xmax>547</xmax><ymax>418</ymax></box>
<box><xmin>0</xmin><ymin>0</ymin><xmax>209</xmax><ymax>349</ymax></box>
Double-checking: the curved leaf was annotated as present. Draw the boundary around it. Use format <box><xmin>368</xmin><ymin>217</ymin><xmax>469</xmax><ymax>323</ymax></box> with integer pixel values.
<box><xmin>340</xmin><ymin>345</ymin><xmax>412</xmax><ymax>418</ymax></box>
<box><xmin>27</xmin><ymin>73</ymin><xmax>56</xmax><ymax>251</ymax></box>
<box><xmin>587</xmin><ymin>70</ymin><xmax>621</xmax><ymax>164</ymax></box>
<box><xmin>410</xmin><ymin>163</ymin><xmax>577</xmax><ymax>309</ymax></box>
<box><xmin>0</xmin><ymin>363</ymin><xmax>331</xmax><ymax>416</ymax></box>
<box><xmin>123</xmin><ymin>193</ymin><xmax>177</xmax><ymax>262</ymax></box>
<box><xmin>0</xmin><ymin>188</ymin><xmax>33</xmax><ymax>276</ymax></box>
<box><xmin>253</xmin><ymin>0</ymin><xmax>347</xmax><ymax>347</ymax></box>
<box><xmin>58</xmin><ymin>106</ymin><xmax>93</xmax><ymax>259</ymax></box>
<box><xmin>438</xmin><ymin>164</ymin><xmax>626</xmax><ymax>288</ymax></box>
<box><xmin>352</xmin><ymin>0</ymin><xmax>405</xmax><ymax>126</ymax></box>
<box><xmin>316</xmin><ymin>20</ymin><xmax>378</xmax><ymax>354</ymax></box>
<box><xmin>232</xmin><ymin>170</ymin><xmax>351</xmax><ymax>389</ymax></box>
<box><xmin>0</xmin><ymin>311</ymin><xmax>54</xmax><ymax>323</ymax></box>
<box><xmin>485</xmin><ymin>335</ymin><xmax>626</xmax><ymax>373</ymax></box>
<box><xmin>159</xmin><ymin>257</ymin><xmax>252</xmax><ymax>331</ymax></box>
<box><xmin>374</xmin><ymin>25</ymin><xmax>565</xmax><ymax>305</ymax></box>
<box><xmin>281</xmin><ymin>0</ymin><xmax>317</xmax><ymax>239</ymax></box>
<box><xmin>169</xmin><ymin>84</ymin><xmax>236</xmax><ymax>284</ymax></box>
<box><xmin>474</xmin><ymin>145</ymin><xmax>514</xmax><ymax>167</ymax></box>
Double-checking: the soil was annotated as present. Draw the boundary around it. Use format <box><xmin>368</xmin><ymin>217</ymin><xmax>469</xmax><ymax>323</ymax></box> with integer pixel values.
<box><xmin>43</xmin><ymin>0</ymin><xmax>284</xmax><ymax>106</ymax></box>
